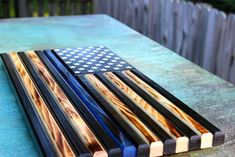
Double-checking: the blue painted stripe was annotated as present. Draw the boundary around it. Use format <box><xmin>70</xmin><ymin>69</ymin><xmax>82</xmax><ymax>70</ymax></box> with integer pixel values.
<box><xmin>44</xmin><ymin>50</ymin><xmax>136</xmax><ymax>157</ymax></box>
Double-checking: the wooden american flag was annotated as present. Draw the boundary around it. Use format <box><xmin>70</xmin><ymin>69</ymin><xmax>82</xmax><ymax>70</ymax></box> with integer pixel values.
<box><xmin>1</xmin><ymin>46</ymin><xmax>224</xmax><ymax>157</ymax></box>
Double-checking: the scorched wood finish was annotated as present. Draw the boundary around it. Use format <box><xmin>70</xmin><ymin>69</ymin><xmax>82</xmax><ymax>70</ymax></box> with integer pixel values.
<box><xmin>8</xmin><ymin>53</ymin><xmax>76</xmax><ymax>157</ymax></box>
<box><xmin>1</xmin><ymin>46</ymin><xmax>225</xmax><ymax>157</ymax></box>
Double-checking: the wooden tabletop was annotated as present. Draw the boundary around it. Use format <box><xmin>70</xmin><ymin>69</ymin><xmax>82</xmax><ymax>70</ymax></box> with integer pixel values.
<box><xmin>0</xmin><ymin>15</ymin><xmax>234</xmax><ymax>157</ymax></box>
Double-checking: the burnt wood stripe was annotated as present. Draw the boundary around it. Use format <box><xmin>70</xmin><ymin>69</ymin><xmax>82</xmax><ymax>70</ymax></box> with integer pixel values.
<box><xmin>9</xmin><ymin>52</ymin><xmax>76</xmax><ymax>157</ymax></box>
<box><xmin>36</xmin><ymin>51</ymin><xmax>122</xmax><ymax>157</ymax></box>
<box><xmin>84</xmin><ymin>74</ymin><xmax>165</xmax><ymax>157</ymax></box>
<box><xmin>96</xmin><ymin>73</ymin><xmax>176</xmax><ymax>155</ymax></box>
<box><xmin>115</xmin><ymin>71</ymin><xmax>201</xmax><ymax>150</ymax></box>
<box><xmin>44</xmin><ymin>51</ymin><xmax>136</xmax><ymax>157</ymax></box>
<box><xmin>105</xmin><ymin>72</ymin><xmax>183</xmax><ymax>138</ymax></box>
<box><xmin>124</xmin><ymin>70</ymin><xmax>214</xmax><ymax>149</ymax></box>
<box><xmin>86</xmin><ymin>74</ymin><xmax>160</xmax><ymax>143</ymax></box>
<box><xmin>20</xmin><ymin>51</ymin><xmax>106</xmax><ymax>157</ymax></box>
<box><xmin>131</xmin><ymin>69</ymin><xmax>225</xmax><ymax>146</ymax></box>
<box><xmin>18</xmin><ymin>52</ymin><xmax>91</xmax><ymax>157</ymax></box>
<box><xmin>1</xmin><ymin>53</ymin><xmax>58</xmax><ymax>157</ymax></box>
<box><xmin>77</xmin><ymin>75</ymin><xmax>150</xmax><ymax>157</ymax></box>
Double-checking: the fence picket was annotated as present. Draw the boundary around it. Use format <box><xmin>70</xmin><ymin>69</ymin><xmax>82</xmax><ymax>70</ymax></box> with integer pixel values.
<box><xmin>93</xmin><ymin>0</ymin><xmax>235</xmax><ymax>84</ymax></box>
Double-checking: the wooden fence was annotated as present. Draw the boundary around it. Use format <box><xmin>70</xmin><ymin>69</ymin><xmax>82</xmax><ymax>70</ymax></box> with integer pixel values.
<box><xmin>0</xmin><ymin>0</ymin><xmax>92</xmax><ymax>18</ymax></box>
<box><xmin>94</xmin><ymin>0</ymin><xmax>235</xmax><ymax>84</ymax></box>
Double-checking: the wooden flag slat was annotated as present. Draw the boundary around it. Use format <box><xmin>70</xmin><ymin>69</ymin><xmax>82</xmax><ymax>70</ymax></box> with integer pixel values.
<box><xmin>19</xmin><ymin>51</ymin><xmax>106</xmax><ymax>157</ymax></box>
<box><xmin>1</xmin><ymin>46</ymin><xmax>224</xmax><ymax>157</ymax></box>
<box><xmin>81</xmin><ymin>74</ymin><xmax>165</xmax><ymax>157</ymax></box>
<box><xmin>1</xmin><ymin>53</ymin><xmax>58</xmax><ymax>157</ymax></box>
<box><xmin>8</xmin><ymin>52</ymin><xmax>77</xmax><ymax>157</ymax></box>
<box><xmin>44</xmin><ymin>50</ymin><xmax>137</xmax><ymax>157</ymax></box>
<box><xmin>78</xmin><ymin>75</ymin><xmax>151</xmax><ymax>157</ymax></box>
<box><xmin>130</xmin><ymin>69</ymin><xmax>225</xmax><ymax>146</ymax></box>
<box><xmin>36</xmin><ymin>51</ymin><xmax>122</xmax><ymax>157</ymax></box>
<box><xmin>96</xmin><ymin>73</ymin><xmax>176</xmax><ymax>155</ymax></box>
<box><xmin>103</xmin><ymin>72</ymin><xmax>191</xmax><ymax>153</ymax></box>
<box><xmin>115</xmin><ymin>71</ymin><xmax>201</xmax><ymax>150</ymax></box>
<box><xmin>123</xmin><ymin>70</ymin><xmax>214</xmax><ymax>149</ymax></box>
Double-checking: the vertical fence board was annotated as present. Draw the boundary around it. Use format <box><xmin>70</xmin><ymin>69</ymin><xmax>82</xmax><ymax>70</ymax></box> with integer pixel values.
<box><xmin>228</xmin><ymin>15</ymin><xmax>235</xmax><ymax>83</ymax></box>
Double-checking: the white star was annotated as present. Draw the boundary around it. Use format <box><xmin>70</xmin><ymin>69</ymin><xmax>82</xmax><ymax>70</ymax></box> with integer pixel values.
<box><xmin>126</xmin><ymin>66</ymin><xmax>132</xmax><ymax>69</ymax></box>
<box><xmin>88</xmin><ymin>70</ymin><xmax>94</xmax><ymax>73</ymax></box>
<box><xmin>114</xmin><ymin>67</ymin><xmax>120</xmax><ymax>70</ymax></box>
<box><xmin>101</xmin><ymin>68</ymin><xmax>107</xmax><ymax>71</ymax></box>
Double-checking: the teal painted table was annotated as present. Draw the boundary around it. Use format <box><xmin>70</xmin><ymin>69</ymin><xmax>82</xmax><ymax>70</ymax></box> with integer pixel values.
<box><xmin>0</xmin><ymin>15</ymin><xmax>234</xmax><ymax>157</ymax></box>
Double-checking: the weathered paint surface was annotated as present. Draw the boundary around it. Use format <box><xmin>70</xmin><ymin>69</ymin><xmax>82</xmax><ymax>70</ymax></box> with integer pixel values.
<box><xmin>0</xmin><ymin>15</ymin><xmax>234</xmax><ymax>157</ymax></box>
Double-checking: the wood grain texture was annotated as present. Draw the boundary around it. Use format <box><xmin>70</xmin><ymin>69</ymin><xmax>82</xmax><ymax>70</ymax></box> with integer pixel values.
<box><xmin>9</xmin><ymin>52</ymin><xmax>75</xmax><ymax>157</ymax></box>
<box><xmin>28</xmin><ymin>51</ymin><xmax>107</xmax><ymax>157</ymax></box>
<box><xmin>104</xmin><ymin>72</ymin><xmax>189</xmax><ymax>153</ymax></box>
<box><xmin>93</xmin><ymin>0</ymin><xmax>235</xmax><ymax>84</ymax></box>
<box><xmin>44</xmin><ymin>50</ymin><xmax>137</xmax><ymax>157</ymax></box>
<box><xmin>85</xmin><ymin>74</ymin><xmax>163</xmax><ymax>157</ymax></box>
<box><xmin>124</xmin><ymin>70</ymin><xmax>213</xmax><ymax>148</ymax></box>
<box><xmin>105</xmin><ymin>72</ymin><xmax>182</xmax><ymax>137</ymax></box>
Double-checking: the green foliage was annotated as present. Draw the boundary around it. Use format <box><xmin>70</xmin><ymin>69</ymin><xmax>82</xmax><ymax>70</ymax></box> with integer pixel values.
<box><xmin>185</xmin><ymin>0</ymin><xmax>235</xmax><ymax>13</ymax></box>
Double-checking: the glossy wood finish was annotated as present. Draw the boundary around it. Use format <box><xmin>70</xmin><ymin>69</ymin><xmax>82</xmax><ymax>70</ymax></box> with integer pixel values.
<box><xmin>9</xmin><ymin>52</ymin><xmax>76</xmax><ymax>157</ymax></box>
<box><xmin>124</xmin><ymin>70</ymin><xmax>214</xmax><ymax>149</ymax></box>
<box><xmin>28</xmin><ymin>51</ymin><xmax>107</xmax><ymax>157</ymax></box>
<box><xmin>85</xmin><ymin>74</ymin><xmax>163</xmax><ymax>157</ymax></box>
<box><xmin>104</xmin><ymin>72</ymin><xmax>189</xmax><ymax>153</ymax></box>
